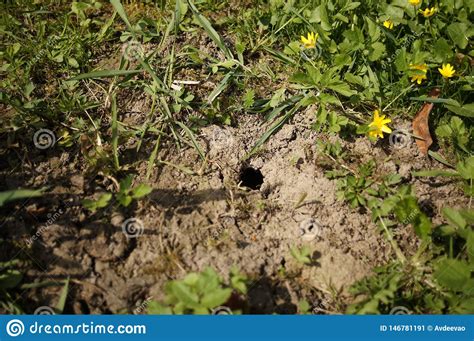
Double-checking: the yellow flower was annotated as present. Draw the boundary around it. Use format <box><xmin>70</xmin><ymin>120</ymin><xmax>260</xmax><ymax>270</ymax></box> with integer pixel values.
<box><xmin>383</xmin><ymin>20</ymin><xmax>394</xmax><ymax>29</ymax></box>
<box><xmin>419</xmin><ymin>7</ymin><xmax>436</xmax><ymax>17</ymax></box>
<box><xmin>438</xmin><ymin>63</ymin><xmax>455</xmax><ymax>78</ymax></box>
<box><xmin>368</xmin><ymin>110</ymin><xmax>392</xmax><ymax>139</ymax></box>
<box><xmin>300</xmin><ymin>32</ymin><xmax>318</xmax><ymax>49</ymax></box>
<box><xmin>409</xmin><ymin>0</ymin><xmax>421</xmax><ymax>5</ymax></box>
<box><xmin>409</xmin><ymin>63</ymin><xmax>428</xmax><ymax>84</ymax></box>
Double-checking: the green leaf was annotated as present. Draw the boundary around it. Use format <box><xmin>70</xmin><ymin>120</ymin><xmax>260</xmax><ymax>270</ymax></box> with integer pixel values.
<box><xmin>131</xmin><ymin>184</ymin><xmax>153</xmax><ymax>199</ymax></box>
<box><xmin>0</xmin><ymin>270</ymin><xmax>22</xmax><ymax>289</ymax></box>
<box><xmin>0</xmin><ymin>188</ymin><xmax>44</xmax><ymax>207</ymax></box>
<box><xmin>298</xmin><ymin>300</ymin><xmax>311</xmax><ymax>314</ymax></box>
<box><xmin>243</xmin><ymin>89</ymin><xmax>255</xmax><ymax>108</ymax></box>
<box><xmin>230</xmin><ymin>267</ymin><xmax>247</xmax><ymax>294</ymax></box>
<box><xmin>201</xmin><ymin>288</ymin><xmax>232</xmax><ymax>308</ymax></box>
<box><xmin>197</xmin><ymin>268</ymin><xmax>221</xmax><ymax>294</ymax></box>
<box><xmin>443</xmin><ymin>207</ymin><xmax>467</xmax><ymax>230</ymax></box>
<box><xmin>344</xmin><ymin>73</ymin><xmax>365</xmax><ymax>87</ymax></box>
<box><xmin>467</xmin><ymin>231</ymin><xmax>474</xmax><ymax>262</ymax></box>
<box><xmin>67</xmin><ymin>69</ymin><xmax>143</xmax><ymax>81</ymax></box>
<box><xmin>97</xmin><ymin>193</ymin><xmax>112</xmax><ymax>207</ymax></box>
<box><xmin>369</xmin><ymin>42</ymin><xmax>385</xmax><ymax>62</ymax></box>
<box><xmin>434</xmin><ymin>259</ymin><xmax>470</xmax><ymax>292</ymax></box>
<box><xmin>170</xmin><ymin>281</ymin><xmax>199</xmax><ymax>307</ymax></box>
<box><xmin>264</xmin><ymin>47</ymin><xmax>297</xmax><ymax>66</ymax></box>
<box><xmin>119</xmin><ymin>175</ymin><xmax>134</xmax><ymax>192</ymax></box>
<box><xmin>176</xmin><ymin>121</ymin><xmax>205</xmax><ymax>161</ymax></box>
<box><xmin>327</xmin><ymin>81</ymin><xmax>355</xmax><ymax>97</ymax></box>
<box><xmin>183</xmin><ymin>273</ymin><xmax>200</xmax><ymax>286</ymax></box>
<box><xmin>433</xmin><ymin>38</ymin><xmax>454</xmax><ymax>62</ymax></box>
<box><xmin>311</xmin><ymin>5</ymin><xmax>331</xmax><ymax>31</ymax></box>
<box><xmin>447</xmin><ymin>22</ymin><xmax>469</xmax><ymax>49</ymax></box>
<box><xmin>456</xmin><ymin>157</ymin><xmax>474</xmax><ymax>180</ymax></box>
<box><xmin>410</xmin><ymin>96</ymin><xmax>460</xmax><ymax>106</ymax></box>
<box><xmin>245</xmin><ymin>102</ymin><xmax>301</xmax><ymax>159</ymax></box>
<box><xmin>55</xmin><ymin>277</ymin><xmax>69</xmax><ymax>314</ymax></box>
<box><xmin>111</xmin><ymin>93</ymin><xmax>120</xmax><ymax>169</ymax></box>
<box><xmin>110</xmin><ymin>0</ymin><xmax>134</xmax><ymax>33</ymax></box>
<box><xmin>413</xmin><ymin>214</ymin><xmax>431</xmax><ymax>240</ymax></box>
<box><xmin>118</xmin><ymin>195</ymin><xmax>132</xmax><ymax>207</ymax></box>
<box><xmin>147</xmin><ymin>301</ymin><xmax>173</xmax><ymax>314</ymax></box>
<box><xmin>174</xmin><ymin>0</ymin><xmax>188</xmax><ymax>32</ymax></box>
<box><xmin>428</xmin><ymin>151</ymin><xmax>454</xmax><ymax>168</ymax></box>
<box><xmin>67</xmin><ymin>57</ymin><xmax>79</xmax><ymax>68</ymax></box>
<box><xmin>290</xmin><ymin>246</ymin><xmax>311</xmax><ymax>264</ymax></box>
<box><xmin>208</xmin><ymin>72</ymin><xmax>233</xmax><ymax>103</ymax></box>
<box><xmin>445</xmin><ymin>103</ymin><xmax>474</xmax><ymax>118</ymax></box>
<box><xmin>412</xmin><ymin>170</ymin><xmax>460</xmax><ymax>177</ymax></box>
<box><xmin>187</xmin><ymin>0</ymin><xmax>233</xmax><ymax>60</ymax></box>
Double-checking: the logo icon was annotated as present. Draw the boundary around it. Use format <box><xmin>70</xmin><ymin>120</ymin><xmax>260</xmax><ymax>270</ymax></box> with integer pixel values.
<box><xmin>300</xmin><ymin>218</ymin><xmax>323</xmax><ymax>241</ymax></box>
<box><xmin>34</xmin><ymin>306</ymin><xmax>56</xmax><ymax>315</ymax></box>
<box><xmin>6</xmin><ymin>319</ymin><xmax>25</xmax><ymax>337</ymax></box>
<box><xmin>389</xmin><ymin>306</ymin><xmax>411</xmax><ymax>315</ymax></box>
<box><xmin>389</xmin><ymin>129</ymin><xmax>412</xmax><ymax>150</ymax></box>
<box><xmin>211</xmin><ymin>306</ymin><xmax>232</xmax><ymax>315</ymax></box>
<box><xmin>121</xmin><ymin>41</ymin><xmax>144</xmax><ymax>61</ymax></box>
<box><xmin>33</xmin><ymin>128</ymin><xmax>56</xmax><ymax>150</ymax></box>
<box><xmin>121</xmin><ymin>217</ymin><xmax>145</xmax><ymax>238</ymax></box>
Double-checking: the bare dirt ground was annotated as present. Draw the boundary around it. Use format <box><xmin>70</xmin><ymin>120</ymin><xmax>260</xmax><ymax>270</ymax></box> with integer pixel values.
<box><xmin>1</xmin><ymin>99</ymin><xmax>467</xmax><ymax>314</ymax></box>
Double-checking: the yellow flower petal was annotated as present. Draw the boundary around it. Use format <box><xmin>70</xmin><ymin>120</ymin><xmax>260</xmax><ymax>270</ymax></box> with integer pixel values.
<box><xmin>367</xmin><ymin>110</ymin><xmax>392</xmax><ymax>139</ymax></box>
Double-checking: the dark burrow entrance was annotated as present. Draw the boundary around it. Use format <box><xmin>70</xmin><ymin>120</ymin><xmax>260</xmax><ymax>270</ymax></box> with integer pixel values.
<box><xmin>239</xmin><ymin>167</ymin><xmax>264</xmax><ymax>190</ymax></box>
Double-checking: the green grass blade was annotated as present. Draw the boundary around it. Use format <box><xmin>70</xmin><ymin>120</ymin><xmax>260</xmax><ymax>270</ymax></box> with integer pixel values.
<box><xmin>208</xmin><ymin>72</ymin><xmax>233</xmax><ymax>103</ymax></box>
<box><xmin>187</xmin><ymin>0</ymin><xmax>233</xmax><ymax>60</ymax></box>
<box><xmin>263</xmin><ymin>47</ymin><xmax>297</xmax><ymax>66</ymax></box>
<box><xmin>146</xmin><ymin>133</ymin><xmax>162</xmax><ymax>180</ymax></box>
<box><xmin>67</xmin><ymin>69</ymin><xmax>142</xmax><ymax>81</ymax></box>
<box><xmin>159</xmin><ymin>97</ymin><xmax>180</xmax><ymax>145</ymax></box>
<box><xmin>245</xmin><ymin>103</ymin><xmax>301</xmax><ymax>160</ymax></box>
<box><xmin>110</xmin><ymin>0</ymin><xmax>135</xmax><ymax>35</ymax></box>
<box><xmin>111</xmin><ymin>94</ymin><xmax>120</xmax><ymax>170</ymax></box>
<box><xmin>412</xmin><ymin>170</ymin><xmax>460</xmax><ymax>177</ymax></box>
<box><xmin>266</xmin><ymin>95</ymin><xmax>304</xmax><ymax>121</ymax></box>
<box><xmin>0</xmin><ymin>188</ymin><xmax>44</xmax><ymax>207</ymax></box>
<box><xmin>140</xmin><ymin>59</ymin><xmax>167</xmax><ymax>90</ymax></box>
<box><xmin>428</xmin><ymin>151</ymin><xmax>454</xmax><ymax>168</ymax></box>
<box><xmin>176</xmin><ymin>121</ymin><xmax>205</xmax><ymax>161</ymax></box>
<box><xmin>55</xmin><ymin>277</ymin><xmax>69</xmax><ymax>314</ymax></box>
<box><xmin>159</xmin><ymin>160</ymin><xmax>196</xmax><ymax>175</ymax></box>
<box><xmin>409</xmin><ymin>96</ymin><xmax>460</xmax><ymax>105</ymax></box>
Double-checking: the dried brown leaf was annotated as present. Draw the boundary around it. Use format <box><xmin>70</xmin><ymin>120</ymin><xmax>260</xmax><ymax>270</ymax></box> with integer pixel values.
<box><xmin>412</xmin><ymin>88</ymin><xmax>440</xmax><ymax>155</ymax></box>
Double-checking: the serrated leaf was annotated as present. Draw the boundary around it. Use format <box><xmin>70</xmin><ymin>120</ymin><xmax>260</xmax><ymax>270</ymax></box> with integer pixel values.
<box><xmin>434</xmin><ymin>259</ymin><xmax>470</xmax><ymax>292</ymax></box>
<box><xmin>147</xmin><ymin>301</ymin><xmax>173</xmax><ymax>314</ymax></box>
<box><xmin>456</xmin><ymin>157</ymin><xmax>474</xmax><ymax>180</ymax></box>
<box><xmin>369</xmin><ymin>42</ymin><xmax>385</xmax><ymax>61</ymax></box>
<box><xmin>201</xmin><ymin>288</ymin><xmax>232</xmax><ymax>308</ymax></box>
<box><xmin>443</xmin><ymin>207</ymin><xmax>467</xmax><ymax>230</ymax></box>
<box><xmin>170</xmin><ymin>281</ymin><xmax>199</xmax><ymax>307</ymax></box>
<box><xmin>327</xmin><ymin>81</ymin><xmax>355</xmax><ymax>97</ymax></box>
